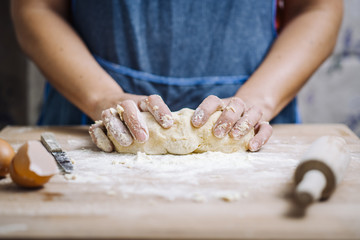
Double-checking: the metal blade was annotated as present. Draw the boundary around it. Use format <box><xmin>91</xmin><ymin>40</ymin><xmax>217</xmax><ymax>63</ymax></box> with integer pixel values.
<box><xmin>51</xmin><ymin>151</ymin><xmax>73</xmax><ymax>174</ymax></box>
<box><xmin>40</xmin><ymin>132</ymin><xmax>73</xmax><ymax>174</ymax></box>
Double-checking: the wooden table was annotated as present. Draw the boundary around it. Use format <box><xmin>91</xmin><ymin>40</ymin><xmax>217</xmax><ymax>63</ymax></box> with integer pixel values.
<box><xmin>0</xmin><ymin>124</ymin><xmax>359</xmax><ymax>239</ymax></box>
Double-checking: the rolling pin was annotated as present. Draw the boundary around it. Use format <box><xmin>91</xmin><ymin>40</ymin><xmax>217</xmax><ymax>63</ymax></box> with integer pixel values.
<box><xmin>294</xmin><ymin>136</ymin><xmax>351</xmax><ymax>206</ymax></box>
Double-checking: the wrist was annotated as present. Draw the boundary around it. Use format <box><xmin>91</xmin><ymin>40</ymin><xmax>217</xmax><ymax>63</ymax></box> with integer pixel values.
<box><xmin>89</xmin><ymin>92</ymin><xmax>148</xmax><ymax>121</ymax></box>
<box><xmin>235</xmin><ymin>94</ymin><xmax>276</xmax><ymax>122</ymax></box>
<box><xmin>89</xmin><ymin>90</ymin><xmax>125</xmax><ymax>121</ymax></box>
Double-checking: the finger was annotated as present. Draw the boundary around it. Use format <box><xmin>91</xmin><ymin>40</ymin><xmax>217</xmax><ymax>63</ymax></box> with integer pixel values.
<box><xmin>102</xmin><ymin>108</ymin><xmax>133</xmax><ymax>146</ymax></box>
<box><xmin>139</xmin><ymin>95</ymin><xmax>173</xmax><ymax>129</ymax></box>
<box><xmin>119</xmin><ymin>100</ymin><xmax>149</xmax><ymax>143</ymax></box>
<box><xmin>230</xmin><ymin>106</ymin><xmax>263</xmax><ymax>139</ymax></box>
<box><xmin>248</xmin><ymin>122</ymin><xmax>273</xmax><ymax>152</ymax></box>
<box><xmin>89</xmin><ymin>121</ymin><xmax>114</xmax><ymax>152</ymax></box>
<box><xmin>191</xmin><ymin>95</ymin><xmax>225</xmax><ymax>128</ymax></box>
<box><xmin>213</xmin><ymin>97</ymin><xmax>246</xmax><ymax>138</ymax></box>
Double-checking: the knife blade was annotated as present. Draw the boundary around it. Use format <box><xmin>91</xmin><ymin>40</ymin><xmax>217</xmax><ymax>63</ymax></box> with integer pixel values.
<box><xmin>40</xmin><ymin>132</ymin><xmax>73</xmax><ymax>174</ymax></box>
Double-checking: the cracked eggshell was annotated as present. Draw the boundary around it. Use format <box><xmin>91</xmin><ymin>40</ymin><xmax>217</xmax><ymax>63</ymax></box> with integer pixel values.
<box><xmin>0</xmin><ymin>138</ymin><xmax>15</xmax><ymax>177</ymax></box>
<box><xmin>10</xmin><ymin>141</ymin><xmax>59</xmax><ymax>188</ymax></box>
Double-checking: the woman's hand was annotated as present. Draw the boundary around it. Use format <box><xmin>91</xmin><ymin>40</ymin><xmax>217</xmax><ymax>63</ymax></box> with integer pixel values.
<box><xmin>90</xmin><ymin>94</ymin><xmax>272</xmax><ymax>152</ymax></box>
<box><xmin>90</xmin><ymin>94</ymin><xmax>173</xmax><ymax>150</ymax></box>
<box><xmin>191</xmin><ymin>95</ymin><xmax>272</xmax><ymax>152</ymax></box>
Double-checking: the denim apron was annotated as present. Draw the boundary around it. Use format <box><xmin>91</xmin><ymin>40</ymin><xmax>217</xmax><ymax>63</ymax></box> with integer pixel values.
<box><xmin>39</xmin><ymin>0</ymin><xmax>300</xmax><ymax>125</ymax></box>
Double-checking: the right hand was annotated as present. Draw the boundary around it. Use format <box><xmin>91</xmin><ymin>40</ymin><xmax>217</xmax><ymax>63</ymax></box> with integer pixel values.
<box><xmin>191</xmin><ymin>95</ymin><xmax>273</xmax><ymax>152</ymax></box>
<box><xmin>89</xmin><ymin>94</ymin><xmax>173</xmax><ymax>152</ymax></box>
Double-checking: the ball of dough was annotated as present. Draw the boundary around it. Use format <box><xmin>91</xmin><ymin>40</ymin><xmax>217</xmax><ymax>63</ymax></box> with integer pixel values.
<box><xmin>109</xmin><ymin>108</ymin><xmax>254</xmax><ymax>155</ymax></box>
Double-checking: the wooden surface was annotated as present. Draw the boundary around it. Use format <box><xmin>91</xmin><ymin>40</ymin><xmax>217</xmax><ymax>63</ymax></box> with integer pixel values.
<box><xmin>0</xmin><ymin>124</ymin><xmax>359</xmax><ymax>239</ymax></box>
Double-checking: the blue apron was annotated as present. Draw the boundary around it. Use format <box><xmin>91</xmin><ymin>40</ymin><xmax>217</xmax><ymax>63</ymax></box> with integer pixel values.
<box><xmin>39</xmin><ymin>0</ymin><xmax>300</xmax><ymax>125</ymax></box>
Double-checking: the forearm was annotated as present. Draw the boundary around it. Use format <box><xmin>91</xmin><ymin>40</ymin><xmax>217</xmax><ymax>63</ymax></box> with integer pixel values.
<box><xmin>11</xmin><ymin>0</ymin><xmax>124</xmax><ymax>120</ymax></box>
<box><xmin>236</xmin><ymin>0</ymin><xmax>343</xmax><ymax>122</ymax></box>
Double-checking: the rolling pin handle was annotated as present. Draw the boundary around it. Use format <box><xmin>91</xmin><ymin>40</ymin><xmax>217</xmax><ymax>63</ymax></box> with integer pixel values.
<box><xmin>295</xmin><ymin>170</ymin><xmax>327</xmax><ymax>206</ymax></box>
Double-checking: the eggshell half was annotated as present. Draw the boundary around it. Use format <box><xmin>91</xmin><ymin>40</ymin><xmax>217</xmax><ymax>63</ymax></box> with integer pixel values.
<box><xmin>10</xmin><ymin>141</ymin><xmax>59</xmax><ymax>188</ymax></box>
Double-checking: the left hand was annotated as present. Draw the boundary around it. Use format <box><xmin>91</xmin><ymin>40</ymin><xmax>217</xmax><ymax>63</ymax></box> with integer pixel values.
<box><xmin>191</xmin><ymin>95</ymin><xmax>272</xmax><ymax>151</ymax></box>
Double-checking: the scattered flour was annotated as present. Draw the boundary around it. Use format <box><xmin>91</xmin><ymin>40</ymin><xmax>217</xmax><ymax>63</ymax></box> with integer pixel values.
<box><xmin>219</xmin><ymin>192</ymin><xmax>241</xmax><ymax>202</ymax></box>
<box><xmin>64</xmin><ymin>174</ymin><xmax>77</xmax><ymax>181</ymax></box>
<box><xmin>192</xmin><ymin>193</ymin><xmax>207</xmax><ymax>203</ymax></box>
<box><xmin>63</xmin><ymin>146</ymin><xmax>299</xmax><ymax>202</ymax></box>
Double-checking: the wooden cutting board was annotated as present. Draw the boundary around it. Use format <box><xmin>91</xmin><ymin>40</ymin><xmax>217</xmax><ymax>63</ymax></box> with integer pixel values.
<box><xmin>0</xmin><ymin>124</ymin><xmax>359</xmax><ymax>239</ymax></box>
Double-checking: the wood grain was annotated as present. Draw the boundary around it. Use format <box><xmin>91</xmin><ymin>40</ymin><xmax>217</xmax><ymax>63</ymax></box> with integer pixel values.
<box><xmin>0</xmin><ymin>124</ymin><xmax>359</xmax><ymax>239</ymax></box>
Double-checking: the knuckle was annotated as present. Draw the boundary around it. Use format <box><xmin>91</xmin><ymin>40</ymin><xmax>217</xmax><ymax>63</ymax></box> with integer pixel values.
<box><xmin>89</xmin><ymin>121</ymin><xmax>103</xmax><ymax>131</ymax></box>
<box><xmin>227</xmin><ymin>97</ymin><xmax>245</xmax><ymax>114</ymax></box>
<box><xmin>148</xmin><ymin>94</ymin><xmax>162</xmax><ymax>102</ymax></box>
<box><xmin>225</xmin><ymin>114</ymin><xmax>239</xmax><ymax>124</ymax></box>
<box><xmin>101</xmin><ymin>109</ymin><xmax>111</xmax><ymax>118</ymax></box>
<box><xmin>206</xmin><ymin>95</ymin><xmax>220</xmax><ymax>103</ymax></box>
<box><xmin>266</xmin><ymin>124</ymin><xmax>273</xmax><ymax>135</ymax></box>
<box><xmin>138</xmin><ymin>98</ymin><xmax>148</xmax><ymax>111</ymax></box>
<box><xmin>259</xmin><ymin>123</ymin><xmax>272</xmax><ymax>136</ymax></box>
<box><xmin>120</xmin><ymin>101</ymin><xmax>139</xmax><ymax>116</ymax></box>
<box><xmin>231</xmin><ymin>97</ymin><xmax>245</xmax><ymax>106</ymax></box>
<box><xmin>121</xmin><ymin>99</ymin><xmax>136</xmax><ymax>107</ymax></box>
<box><xmin>250</xmin><ymin>106</ymin><xmax>263</xmax><ymax>116</ymax></box>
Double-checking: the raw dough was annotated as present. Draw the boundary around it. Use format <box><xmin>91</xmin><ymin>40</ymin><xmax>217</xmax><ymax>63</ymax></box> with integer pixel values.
<box><xmin>109</xmin><ymin>108</ymin><xmax>254</xmax><ymax>155</ymax></box>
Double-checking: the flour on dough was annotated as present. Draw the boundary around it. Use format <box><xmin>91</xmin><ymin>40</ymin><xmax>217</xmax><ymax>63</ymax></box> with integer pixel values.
<box><xmin>108</xmin><ymin>108</ymin><xmax>254</xmax><ymax>155</ymax></box>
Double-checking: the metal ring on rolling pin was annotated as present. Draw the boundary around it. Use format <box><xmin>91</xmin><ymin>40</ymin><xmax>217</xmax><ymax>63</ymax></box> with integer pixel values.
<box><xmin>294</xmin><ymin>160</ymin><xmax>336</xmax><ymax>200</ymax></box>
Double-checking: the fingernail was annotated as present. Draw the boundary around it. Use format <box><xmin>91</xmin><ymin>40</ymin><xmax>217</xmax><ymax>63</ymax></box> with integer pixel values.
<box><xmin>250</xmin><ymin>141</ymin><xmax>260</xmax><ymax>151</ymax></box>
<box><xmin>192</xmin><ymin>108</ymin><xmax>204</xmax><ymax>127</ymax></box>
<box><xmin>236</xmin><ymin>121</ymin><xmax>250</xmax><ymax>136</ymax></box>
<box><xmin>117</xmin><ymin>132</ymin><xmax>133</xmax><ymax>147</ymax></box>
<box><xmin>214</xmin><ymin>124</ymin><xmax>227</xmax><ymax>138</ymax></box>
<box><xmin>136</xmin><ymin>129</ymin><xmax>149</xmax><ymax>143</ymax></box>
<box><xmin>162</xmin><ymin>119</ymin><xmax>173</xmax><ymax>128</ymax></box>
<box><xmin>160</xmin><ymin>114</ymin><xmax>173</xmax><ymax>128</ymax></box>
<box><xmin>230</xmin><ymin>128</ymin><xmax>241</xmax><ymax>139</ymax></box>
